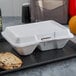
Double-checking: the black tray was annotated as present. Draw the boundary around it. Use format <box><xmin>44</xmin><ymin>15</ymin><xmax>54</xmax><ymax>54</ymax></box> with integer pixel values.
<box><xmin>0</xmin><ymin>40</ymin><xmax>76</xmax><ymax>75</ymax></box>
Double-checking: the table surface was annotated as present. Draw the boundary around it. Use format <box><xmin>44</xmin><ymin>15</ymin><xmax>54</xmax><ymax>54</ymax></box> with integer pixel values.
<box><xmin>1</xmin><ymin>17</ymin><xmax>76</xmax><ymax>76</ymax></box>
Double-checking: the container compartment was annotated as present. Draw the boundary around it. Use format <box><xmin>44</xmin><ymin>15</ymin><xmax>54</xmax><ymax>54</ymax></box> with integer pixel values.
<box><xmin>38</xmin><ymin>39</ymin><xmax>69</xmax><ymax>51</ymax></box>
<box><xmin>14</xmin><ymin>44</ymin><xmax>38</xmax><ymax>55</ymax></box>
<box><xmin>38</xmin><ymin>41</ymin><xmax>57</xmax><ymax>51</ymax></box>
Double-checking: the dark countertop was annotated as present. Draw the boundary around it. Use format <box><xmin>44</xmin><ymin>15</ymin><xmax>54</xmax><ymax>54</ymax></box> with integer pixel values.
<box><xmin>1</xmin><ymin>17</ymin><xmax>76</xmax><ymax>76</ymax></box>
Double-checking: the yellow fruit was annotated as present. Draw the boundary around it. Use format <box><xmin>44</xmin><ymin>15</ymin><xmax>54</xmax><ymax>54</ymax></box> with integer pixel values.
<box><xmin>69</xmin><ymin>16</ymin><xmax>76</xmax><ymax>35</ymax></box>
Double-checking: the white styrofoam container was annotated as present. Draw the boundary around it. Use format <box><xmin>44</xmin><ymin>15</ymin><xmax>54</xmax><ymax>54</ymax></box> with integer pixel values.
<box><xmin>1</xmin><ymin>20</ymin><xmax>74</xmax><ymax>55</ymax></box>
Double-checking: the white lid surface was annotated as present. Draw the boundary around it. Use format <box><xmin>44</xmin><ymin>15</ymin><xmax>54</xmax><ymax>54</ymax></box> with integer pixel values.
<box><xmin>2</xmin><ymin>20</ymin><xmax>74</xmax><ymax>47</ymax></box>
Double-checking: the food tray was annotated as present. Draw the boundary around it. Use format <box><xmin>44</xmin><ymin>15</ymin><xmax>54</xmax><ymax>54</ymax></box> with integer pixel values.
<box><xmin>0</xmin><ymin>39</ymin><xmax>76</xmax><ymax>75</ymax></box>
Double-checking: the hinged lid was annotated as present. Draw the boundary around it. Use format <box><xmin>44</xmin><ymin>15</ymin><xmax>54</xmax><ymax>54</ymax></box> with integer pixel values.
<box><xmin>2</xmin><ymin>20</ymin><xmax>74</xmax><ymax>47</ymax></box>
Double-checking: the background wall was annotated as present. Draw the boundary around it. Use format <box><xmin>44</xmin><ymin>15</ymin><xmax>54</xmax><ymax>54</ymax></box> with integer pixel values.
<box><xmin>0</xmin><ymin>0</ymin><xmax>30</xmax><ymax>16</ymax></box>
